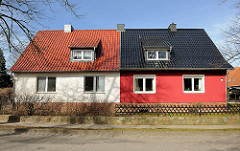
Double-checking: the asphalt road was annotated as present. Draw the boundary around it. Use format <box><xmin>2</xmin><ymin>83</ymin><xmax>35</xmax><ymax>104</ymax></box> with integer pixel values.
<box><xmin>0</xmin><ymin>130</ymin><xmax>239</xmax><ymax>151</ymax></box>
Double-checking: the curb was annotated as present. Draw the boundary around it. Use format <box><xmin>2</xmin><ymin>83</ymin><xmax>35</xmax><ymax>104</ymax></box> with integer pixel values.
<box><xmin>0</xmin><ymin>125</ymin><xmax>240</xmax><ymax>136</ymax></box>
<box><xmin>1</xmin><ymin>115</ymin><xmax>240</xmax><ymax>125</ymax></box>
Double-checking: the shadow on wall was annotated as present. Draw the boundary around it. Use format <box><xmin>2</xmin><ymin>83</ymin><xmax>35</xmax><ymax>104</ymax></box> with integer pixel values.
<box><xmin>49</xmin><ymin>75</ymin><xmax>119</xmax><ymax>116</ymax></box>
<box><xmin>17</xmin><ymin>77</ymin><xmax>33</xmax><ymax>94</ymax></box>
<box><xmin>57</xmin><ymin>75</ymin><xmax>119</xmax><ymax>103</ymax></box>
<box><xmin>120</xmin><ymin>73</ymin><xmax>151</xmax><ymax>103</ymax></box>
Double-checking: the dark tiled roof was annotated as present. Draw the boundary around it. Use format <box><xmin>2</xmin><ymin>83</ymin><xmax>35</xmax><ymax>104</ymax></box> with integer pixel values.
<box><xmin>69</xmin><ymin>37</ymin><xmax>100</xmax><ymax>48</ymax></box>
<box><xmin>120</xmin><ymin>29</ymin><xmax>233</xmax><ymax>69</ymax></box>
<box><xmin>10</xmin><ymin>30</ymin><xmax>120</xmax><ymax>72</ymax></box>
<box><xmin>141</xmin><ymin>37</ymin><xmax>172</xmax><ymax>47</ymax></box>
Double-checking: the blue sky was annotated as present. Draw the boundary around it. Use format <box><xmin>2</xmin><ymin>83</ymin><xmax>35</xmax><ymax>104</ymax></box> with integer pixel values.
<box><xmin>45</xmin><ymin>0</ymin><xmax>236</xmax><ymax>30</ymax></box>
<box><xmin>43</xmin><ymin>0</ymin><xmax>236</xmax><ymax>40</ymax></box>
<box><xmin>6</xmin><ymin>0</ymin><xmax>239</xmax><ymax>67</ymax></box>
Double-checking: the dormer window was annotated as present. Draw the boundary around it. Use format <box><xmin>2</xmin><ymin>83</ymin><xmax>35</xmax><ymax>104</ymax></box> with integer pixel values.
<box><xmin>147</xmin><ymin>50</ymin><xmax>168</xmax><ymax>60</ymax></box>
<box><xmin>73</xmin><ymin>50</ymin><xmax>93</xmax><ymax>61</ymax></box>
<box><xmin>69</xmin><ymin>37</ymin><xmax>100</xmax><ymax>62</ymax></box>
<box><xmin>141</xmin><ymin>37</ymin><xmax>172</xmax><ymax>61</ymax></box>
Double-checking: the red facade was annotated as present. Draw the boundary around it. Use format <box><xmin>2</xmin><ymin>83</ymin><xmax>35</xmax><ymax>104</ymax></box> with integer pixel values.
<box><xmin>120</xmin><ymin>71</ymin><xmax>227</xmax><ymax>103</ymax></box>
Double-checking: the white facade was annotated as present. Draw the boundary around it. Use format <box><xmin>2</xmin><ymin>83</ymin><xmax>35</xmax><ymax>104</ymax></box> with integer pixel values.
<box><xmin>14</xmin><ymin>72</ymin><xmax>120</xmax><ymax>103</ymax></box>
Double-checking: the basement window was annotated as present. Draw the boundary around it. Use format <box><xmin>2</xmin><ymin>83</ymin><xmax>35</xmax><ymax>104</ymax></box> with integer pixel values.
<box><xmin>84</xmin><ymin>76</ymin><xmax>105</xmax><ymax>93</ymax></box>
<box><xmin>134</xmin><ymin>75</ymin><xmax>156</xmax><ymax>94</ymax></box>
<box><xmin>37</xmin><ymin>77</ymin><xmax>56</xmax><ymax>93</ymax></box>
<box><xmin>183</xmin><ymin>75</ymin><xmax>204</xmax><ymax>93</ymax></box>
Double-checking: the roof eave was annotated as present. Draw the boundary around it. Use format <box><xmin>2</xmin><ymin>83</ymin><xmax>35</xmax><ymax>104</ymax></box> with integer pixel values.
<box><xmin>11</xmin><ymin>70</ymin><xmax>120</xmax><ymax>73</ymax></box>
<box><xmin>119</xmin><ymin>67</ymin><xmax>232</xmax><ymax>71</ymax></box>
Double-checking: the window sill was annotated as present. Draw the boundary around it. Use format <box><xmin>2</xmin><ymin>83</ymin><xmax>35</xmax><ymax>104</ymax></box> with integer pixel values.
<box><xmin>84</xmin><ymin>92</ymin><xmax>106</xmax><ymax>94</ymax></box>
<box><xmin>72</xmin><ymin>59</ymin><xmax>94</xmax><ymax>62</ymax></box>
<box><xmin>183</xmin><ymin>91</ymin><xmax>205</xmax><ymax>94</ymax></box>
<box><xmin>134</xmin><ymin>91</ymin><xmax>156</xmax><ymax>94</ymax></box>
<box><xmin>36</xmin><ymin>92</ymin><xmax>57</xmax><ymax>94</ymax></box>
<box><xmin>147</xmin><ymin>59</ymin><xmax>169</xmax><ymax>61</ymax></box>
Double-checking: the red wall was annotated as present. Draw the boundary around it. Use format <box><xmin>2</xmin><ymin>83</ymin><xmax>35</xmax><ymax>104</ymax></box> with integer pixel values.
<box><xmin>120</xmin><ymin>71</ymin><xmax>227</xmax><ymax>103</ymax></box>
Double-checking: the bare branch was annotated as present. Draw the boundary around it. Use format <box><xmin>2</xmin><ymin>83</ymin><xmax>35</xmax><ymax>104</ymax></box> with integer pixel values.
<box><xmin>0</xmin><ymin>0</ymin><xmax>80</xmax><ymax>55</ymax></box>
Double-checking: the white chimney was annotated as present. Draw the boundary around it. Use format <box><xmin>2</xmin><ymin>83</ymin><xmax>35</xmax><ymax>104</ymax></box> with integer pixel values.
<box><xmin>117</xmin><ymin>24</ymin><xmax>125</xmax><ymax>32</ymax></box>
<box><xmin>168</xmin><ymin>23</ymin><xmax>177</xmax><ymax>32</ymax></box>
<box><xmin>64</xmin><ymin>24</ymin><xmax>74</xmax><ymax>33</ymax></box>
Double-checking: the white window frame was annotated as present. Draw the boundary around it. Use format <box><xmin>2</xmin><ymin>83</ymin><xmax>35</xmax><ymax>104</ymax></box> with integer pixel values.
<box><xmin>147</xmin><ymin>50</ymin><xmax>168</xmax><ymax>60</ymax></box>
<box><xmin>36</xmin><ymin>76</ymin><xmax>56</xmax><ymax>93</ymax></box>
<box><xmin>133</xmin><ymin>75</ymin><xmax>156</xmax><ymax>94</ymax></box>
<box><xmin>84</xmin><ymin>76</ymin><xmax>105</xmax><ymax>93</ymax></box>
<box><xmin>183</xmin><ymin>75</ymin><xmax>205</xmax><ymax>93</ymax></box>
<box><xmin>72</xmin><ymin>50</ymin><xmax>93</xmax><ymax>61</ymax></box>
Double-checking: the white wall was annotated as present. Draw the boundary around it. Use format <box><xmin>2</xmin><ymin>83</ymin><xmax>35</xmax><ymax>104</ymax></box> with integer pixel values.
<box><xmin>14</xmin><ymin>72</ymin><xmax>120</xmax><ymax>103</ymax></box>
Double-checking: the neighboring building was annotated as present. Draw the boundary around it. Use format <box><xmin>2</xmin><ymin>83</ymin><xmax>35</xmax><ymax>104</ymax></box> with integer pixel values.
<box><xmin>120</xmin><ymin>23</ymin><xmax>232</xmax><ymax>103</ymax></box>
<box><xmin>10</xmin><ymin>25</ymin><xmax>121</xmax><ymax>102</ymax></box>
<box><xmin>227</xmin><ymin>67</ymin><xmax>240</xmax><ymax>101</ymax></box>
<box><xmin>10</xmin><ymin>23</ymin><xmax>233</xmax><ymax>104</ymax></box>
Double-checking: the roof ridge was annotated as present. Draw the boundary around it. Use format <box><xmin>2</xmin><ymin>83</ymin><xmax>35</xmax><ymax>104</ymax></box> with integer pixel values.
<box><xmin>38</xmin><ymin>29</ymin><xmax>117</xmax><ymax>32</ymax></box>
<box><xmin>125</xmin><ymin>28</ymin><xmax>205</xmax><ymax>30</ymax></box>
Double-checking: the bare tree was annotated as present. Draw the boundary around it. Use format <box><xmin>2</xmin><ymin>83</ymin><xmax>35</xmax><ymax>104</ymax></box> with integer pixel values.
<box><xmin>0</xmin><ymin>0</ymin><xmax>80</xmax><ymax>53</ymax></box>
<box><xmin>220</xmin><ymin>0</ymin><xmax>240</xmax><ymax>66</ymax></box>
<box><xmin>221</xmin><ymin>17</ymin><xmax>240</xmax><ymax>65</ymax></box>
<box><xmin>7</xmin><ymin>40</ymin><xmax>27</xmax><ymax>68</ymax></box>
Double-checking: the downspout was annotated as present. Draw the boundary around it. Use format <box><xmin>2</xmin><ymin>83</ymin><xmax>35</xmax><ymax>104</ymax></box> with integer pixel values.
<box><xmin>119</xmin><ymin>31</ymin><xmax>121</xmax><ymax>70</ymax></box>
<box><xmin>119</xmin><ymin>29</ymin><xmax>122</xmax><ymax>104</ymax></box>
<box><xmin>226</xmin><ymin>69</ymin><xmax>228</xmax><ymax>104</ymax></box>
<box><xmin>94</xmin><ymin>47</ymin><xmax>96</xmax><ymax>61</ymax></box>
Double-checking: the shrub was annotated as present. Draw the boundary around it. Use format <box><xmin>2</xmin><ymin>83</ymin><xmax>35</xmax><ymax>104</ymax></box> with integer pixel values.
<box><xmin>15</xmin><ymin>92</ymin><xmax>52</xmax><ymax>116</ymax></box>
<box><xmin>0</xmin><ymin>88</ymin><xmax>14</xmax><ymax>113</ymax></box>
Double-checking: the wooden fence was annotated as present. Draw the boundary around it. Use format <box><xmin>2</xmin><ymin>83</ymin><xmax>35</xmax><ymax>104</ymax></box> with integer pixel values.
<box><xmin>115</xmin><ymin>104</ymin><xmax>240</xmax><ymax>116</ymax></box>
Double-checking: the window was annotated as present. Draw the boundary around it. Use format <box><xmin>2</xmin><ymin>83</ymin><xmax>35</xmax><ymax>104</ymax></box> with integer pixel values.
<box><xmin>147</xmin><ymin>50</ymin><xmax>168</xmax><ymax>60</ymax></box>
<box><xmin>134</xmin><ymin>75</ymin><xmax>156</xmax><ymax>94</ymax></box>
<box><xmin>147</xmin><ymin>51</ymin><xmax>156</xmax><ymax>59</ymax></box>
<box><xmin>158</xmin><ymin>51</ymin><xmax>167</xmax><ymax>59</ymax></box>
<box><xmin>83</xmin><ymin>51</ymin><xmax>92</xmax><ymax>59</ymax></box>
<box><xmin>37</xmin><ymin>77</ymin><xmax>56</xmax><ymax>92</ymax></box>
<box><xmin>183</xmin><ymin>75</ymin><xmax>204</xmax><ymax>93</ymax></box>
<box><xmin>84</xmin><ymin>76</ymin><xmax>105</xmax><ymax>93</ymax></box>
<box><xmin>72</xmin><ymin>50</ymin><xmax>93</xmax><ymax>61</ymax></box>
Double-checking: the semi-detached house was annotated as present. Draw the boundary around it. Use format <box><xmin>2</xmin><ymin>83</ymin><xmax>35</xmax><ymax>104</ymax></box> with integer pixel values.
<box><xmin>10</xmin><ymin>24</ymin><xmax>233</xmax><ymax>104</ymax></box>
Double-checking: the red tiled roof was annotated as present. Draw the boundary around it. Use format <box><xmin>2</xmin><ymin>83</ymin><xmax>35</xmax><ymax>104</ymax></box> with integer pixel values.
<box><xmin>227</xmin><ymin>67</ymin><xmax>240</xmax><ymax>87</ymax></box>
<box><xmin>69</xmin><ymin>37</ymin><xmax>100</xmax><ymax>48</ymax></box>
<box><xmin>10</xmin><ymin>30</ymin><xmax>120</xmax><ymax>72</ymax></box>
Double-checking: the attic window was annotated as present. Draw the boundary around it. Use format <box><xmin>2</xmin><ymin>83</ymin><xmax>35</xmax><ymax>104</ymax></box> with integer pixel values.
<box><xmin>141</xmin><ymin>37</ymin><xmax>172</xmax><ymax>61</ymax></box>
<box><xmin>147</xmin><ymin>50</ymin><xmax>168</xmax><ymax>60</ymax></box>
<box><xmin>69</xmin><ymin>37</ymin><xmax>100</xmax><ymax>62</ymax></box>
<box><xmin>73</xmin><ymin>50</ymin><xmax>93</xmax><ymax>60</ymax></box>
